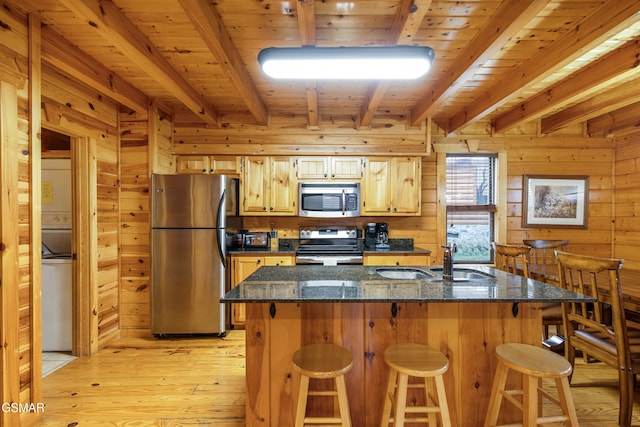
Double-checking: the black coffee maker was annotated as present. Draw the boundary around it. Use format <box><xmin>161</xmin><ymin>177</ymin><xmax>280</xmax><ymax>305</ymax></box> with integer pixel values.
<box><xmin>365</xmin><ymin>223</ymin><xmax>377</xmax><ymax>249</ymax></box>
<box><xmin>375</xmin><ymin>222</ymin><xmax>390</xmax><ymax>250</ymax></box>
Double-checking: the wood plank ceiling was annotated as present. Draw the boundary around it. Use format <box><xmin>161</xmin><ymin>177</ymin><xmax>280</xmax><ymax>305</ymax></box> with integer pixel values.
<box><xmin>16</xmin><ymin>0</ymin><xmax>640</xmax><ymax>137</ymax></box>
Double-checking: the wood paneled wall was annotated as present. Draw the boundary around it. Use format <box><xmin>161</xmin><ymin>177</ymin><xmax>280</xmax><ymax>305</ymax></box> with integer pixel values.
<box><xmin>615</xmin><ymin>132</ymin><xmax>640</xmax><ymax>269</ymax></box>
<box><xmin>190</xmin><ymin>125</ymin><xmax>615</xmax><ymax>266</ymax></box>
<box><xmin>118</xmin><ymin>106</ymin><xmax>173</xmax><ymax>337</ymax></box>
<box><xmin>41</xmin><ymin>63</ymin><xmax>122</xmax><ymax>350</ymax></box>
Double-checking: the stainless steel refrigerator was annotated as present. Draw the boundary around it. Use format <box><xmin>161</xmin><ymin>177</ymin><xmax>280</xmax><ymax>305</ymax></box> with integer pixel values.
<box><xmin>151</xmin><ymin>174</ymin><xmax>240</xmax><ymax>336</ymax></box>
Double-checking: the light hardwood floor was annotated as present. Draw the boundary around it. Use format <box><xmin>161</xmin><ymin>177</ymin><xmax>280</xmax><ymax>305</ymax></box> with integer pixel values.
<box><xmin>38</xmin><ymin>329</ymin><xmax>640</xmax><ymax>426</ymax></box>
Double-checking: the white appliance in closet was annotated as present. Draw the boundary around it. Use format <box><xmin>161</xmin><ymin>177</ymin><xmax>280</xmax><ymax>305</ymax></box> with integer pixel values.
<box><xmin>41</xmin><ymin>159</ymin><xmax>72</xmax><ymax>352</ymax></box>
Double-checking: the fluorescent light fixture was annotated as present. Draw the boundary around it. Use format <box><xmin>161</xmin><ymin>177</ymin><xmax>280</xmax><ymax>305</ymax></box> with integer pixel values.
<box><xmin>258</xmin><ymin>46</ymin><xmax>435</xmax><ymax>80</ymax></box>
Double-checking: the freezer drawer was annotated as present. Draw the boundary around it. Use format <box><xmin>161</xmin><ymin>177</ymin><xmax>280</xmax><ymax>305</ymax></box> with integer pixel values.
<box><xmin>151</xmin><ymin>229</ymin><xmax>226</xmax><ymax>335</ymax></box>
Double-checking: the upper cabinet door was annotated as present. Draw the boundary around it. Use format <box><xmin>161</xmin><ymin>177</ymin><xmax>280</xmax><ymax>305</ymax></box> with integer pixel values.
<box><xmin>176</xmin><ymin>155</ymin><xmax>210</xmax><ymax>174</ymax></box>
<box><xmin>270</xmin><ymin>157</ymin><xmax>297</xmax><ymax>215</ymax></box>
<box><xmin>330</xmin><ymin>157</ymin><xmax>362</xmax><ymax>179</ymax></box>
<box><xmin>241</xmin><ymin>156</ymin><xmax>269</xmax><ymax>214</ymax></box>
<box><xmin>362</xmin><ymin>157</ymin><xmax>391</xmax><ymax>214</ymax></box>
<box><xmin>392</xmin><ymin>157</ymin><xmax>421</xmax><ymax>214</ymax></box>
<box><xmin>240</xmin><ymin>156</ymin><xmax>297</xmax><ymax>216</ymax></box>
<box><xmin>297</xmin><ymin>157</ymin><xmax>329</xmax><ymax>179</ymax></box>
<box><xmin>362</xmin><ymin>157</ymin><xmax>421</xmax><ymax>216</ymax></box>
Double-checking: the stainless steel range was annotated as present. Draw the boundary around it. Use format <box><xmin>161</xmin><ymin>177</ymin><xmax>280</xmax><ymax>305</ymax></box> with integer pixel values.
<box><xmin>295</xmin><ymin>226</ymin><xmax>363</xmax><ymax>265</ymax></box>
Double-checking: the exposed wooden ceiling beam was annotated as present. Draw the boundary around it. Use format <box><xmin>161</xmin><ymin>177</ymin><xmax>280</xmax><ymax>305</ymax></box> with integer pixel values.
<box><xmin>359</xmin><ymin>0</ymin><xmax>431</xmax><ymax>128</ymax></box>
<box><xmin>305</xmin><ymin>82</ymin><xmax>319</xmax><ymax>130</ymax></box>
<box><xmin>41</xmin><ymin>26</ymin><xmax>149</xmax><ymax>114</ymax></box>
<box><xmin>445</xmin><ymin>0</ymin><xmax>640</xmax><ymax>134</ymax></box>
<box><xmin>587</xmin><ymin>101</ymin><xmax>640</xmax><ymax>136</ymax></box>
<box><xmin>60</xmin><ymin>0</ymin><xmax>219</xmax><ymax>126</ymax></box>
<box><xmin>178</xmin><ymin>0</ymin><xmax>269</xmax><ymax>126</ymax></box>
<box><xmin>295</xmin><ymin>0</ymin><xmax>318</xmax><ymax>128</ymax></box>
<box><xmin>297</xmin><ymin>0</ymin><xmax>316</xmax><ymax>47</ymax></box>
<box><xmin>541</xmin><ymin>79</ymin><xmax>640</xmax><ymax>134</ymax></box>
<box><xmin>410</xmin><ymin>0</ymin><xmax>549</xmax><ymax>128</ymax></box>
<box><xmin>494</xmin><ymin>38</ymin><xmax>640</xmax><ymax>133</ymax></box>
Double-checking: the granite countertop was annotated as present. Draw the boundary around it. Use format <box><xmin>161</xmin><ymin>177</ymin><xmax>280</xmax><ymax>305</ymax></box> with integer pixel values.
<box><xmin>228</xmin><ymin>238</ymin><xmax>431</xmax><ymax>255</ymax></box>
<box><xmin>222</xmin><ymin>264</ymin><xmax>593</xmax><ymax>303</ymax></box>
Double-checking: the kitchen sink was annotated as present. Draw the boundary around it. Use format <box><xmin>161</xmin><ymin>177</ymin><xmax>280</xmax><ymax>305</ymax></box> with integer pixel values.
<box><xmin>299</xmin><ymin>280</ymin><xmax>359</xmax><ymax>298</ymax></box>
<box><xmin>429</xmin><ymin>268</ymin><xmax>494</xmax><ymax>280</ymax></box>
<box><xmin>375</xmin><ymin>268</ymin><xmax>433</xmax><ymax>280</ymax></box>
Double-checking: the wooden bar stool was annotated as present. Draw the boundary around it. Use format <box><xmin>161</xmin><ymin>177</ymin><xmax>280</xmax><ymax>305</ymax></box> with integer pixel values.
<box><xmin>292</xmin><ymin>343</ymin><xmax>353</xmax><ymax>427</ymax></box>
<box><xmin>381</xmin><ymin>343</ymin><xmax>452</xmax><ymax>427</ymax></box>
<box><xmin>484</xmin><ymin>343</ymin><xmax>579</xmax><ymax>427</ymax></box>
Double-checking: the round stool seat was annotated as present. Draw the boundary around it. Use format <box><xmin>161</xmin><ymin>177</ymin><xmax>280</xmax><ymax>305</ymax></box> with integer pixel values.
<box><xmin>496</xmin><ymin>343</ymin><xmax>572</xmax><ymax>378</ymax></box>
<box><xmin>484</xmin><ymin>343</ymin><xmax>579</xmax><ymax>427</ymax></box>
<box><xmin>384</xmin><ymin>343</ymin><xmax>449</xmax><ymax>377</ymax></box>
<box><xmin>381</xmin><ymin>343</ymin><xmax>452</xmax><ymax>427</ymax></box>
<box><xmin>293</xmin><ymin>343</ymin><xmax>353</xmax><ymax>427</ymax></box>
<box><xmin>293</xmin><ymin>343</ymin><xmax>353</xmax><ymax>378</ymax></box>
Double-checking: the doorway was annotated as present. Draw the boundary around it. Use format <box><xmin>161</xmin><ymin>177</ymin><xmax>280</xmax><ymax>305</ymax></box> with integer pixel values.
<box><xmin>41</xmin><ymin>129</ymin><xmax>75</xmax><ymax>372</ymax></box>
<box><xmin>40</xmin><ymin>128</ymin><xmax>97</xmax><ymax>357</ymax></box>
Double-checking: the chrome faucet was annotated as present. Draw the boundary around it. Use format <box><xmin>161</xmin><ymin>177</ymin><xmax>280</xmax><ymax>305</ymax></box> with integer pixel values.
<box><xmin>442</xmin><ymin>244</ymin><xmax>457</xmax><ymax>281</ymax></box>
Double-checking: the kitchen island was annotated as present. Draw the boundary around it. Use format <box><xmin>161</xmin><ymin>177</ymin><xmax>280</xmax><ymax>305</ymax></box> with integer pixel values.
<box><xmin>222</xmin><ymin>265</ymin><xmax>592</xmax><ymax>427</ymax></box>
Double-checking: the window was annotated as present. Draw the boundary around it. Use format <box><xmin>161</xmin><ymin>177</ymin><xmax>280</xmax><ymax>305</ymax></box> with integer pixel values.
<box><xmin>446</xmin><ymin>154</ymin><xmax>497</xmax><ymax>263</ymax></box>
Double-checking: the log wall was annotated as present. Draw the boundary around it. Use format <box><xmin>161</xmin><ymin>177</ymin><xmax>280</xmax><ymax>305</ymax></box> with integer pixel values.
<box><xmin>118</xmin><ymin>106</ymin><xmax>173</xmax><ymax>336</ymax></box>
<box><xmin>41</xmin><ymin>64</ymin><xmax>121</xmax><ymax>349</ymax></box>
<box><xmin>615</xmin><ymin>132</ymin><xmax>640</xmax><ymax>269</ymax></box>
<box><xmin>182</xmin><ymin>124</ymin><xmax>616</xmax><ymax>266</ymax></box>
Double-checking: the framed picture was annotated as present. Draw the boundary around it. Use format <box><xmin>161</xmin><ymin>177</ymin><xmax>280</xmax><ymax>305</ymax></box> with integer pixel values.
<box><xmin>522</xmin><ymin>175</ymin><xmax>589</xmax><ymax>228</ymax></box>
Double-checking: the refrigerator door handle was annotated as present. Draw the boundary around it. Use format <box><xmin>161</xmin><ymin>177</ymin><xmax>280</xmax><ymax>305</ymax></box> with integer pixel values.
<box><xmin>216</xmin><ymin>189</ymin><xmax>227</xmax><ymax>263</ymax></box>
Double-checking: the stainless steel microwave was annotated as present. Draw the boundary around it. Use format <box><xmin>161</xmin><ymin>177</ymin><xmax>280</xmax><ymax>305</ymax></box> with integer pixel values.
<box><xmin>298</xmin><ymin>182</ymin><xmax>360</xmax><ymax>218</ymax></box>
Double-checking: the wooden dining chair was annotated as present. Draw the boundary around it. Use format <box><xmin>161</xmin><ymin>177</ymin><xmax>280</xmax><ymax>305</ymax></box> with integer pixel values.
<box><xmin>523</xmin><ymin>239</ymin><xmax>569</xmax><ymax>266</ymax></box>
<box><xmin>492</xmin><ymin>242</ymin><xmax>531</xmax><ymax>276</ymax></box>
<box><xmin>524</xmin><ymin>240</ymin><xmax>569</xmax><ymax>341</ymax></box>
<box><xmin>555</xmin><ymin>250</ymin><xmax>640</xmax><ymax>427</ymax></box>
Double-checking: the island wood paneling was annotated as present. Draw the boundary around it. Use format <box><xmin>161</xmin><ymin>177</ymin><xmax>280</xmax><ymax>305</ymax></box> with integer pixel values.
<box><xmin>245</xmin><ymin>301</ymin><xmax>541</xmax><ymax>427</ymax></box>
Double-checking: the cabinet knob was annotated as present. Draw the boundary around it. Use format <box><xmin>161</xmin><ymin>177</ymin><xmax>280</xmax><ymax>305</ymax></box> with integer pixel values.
<box><xmin>395</xmin><ymin>261</ymin><xmax>400</xmax><ymax>266</ymax></box>
<box><xmin>202</xmin><ymin>169</ymin><xmax>207</xmax><ymax>173</ymax></box>
<box><xmin>270</xmin><ymin>206</ymin><xmax>274</xmax><ymax>211</ymax></box>
<box><xmin>263</xmin><ymin>206</ymin><xmax>267</xmax><ymax>211</ymax></box>
<box><xmin>257</xmin><ymin>259</ymin><xmax>261</xmax><ymax>264</ymax></box>
<box><xmin>393</xmin><ymin>207</ymin><xmax>397</xmax><ymax>212</ymax></box>
<box><xmin>387</xmin><ymin>207</ymin><xmax>391</xmax><ymax>211</ymax></box>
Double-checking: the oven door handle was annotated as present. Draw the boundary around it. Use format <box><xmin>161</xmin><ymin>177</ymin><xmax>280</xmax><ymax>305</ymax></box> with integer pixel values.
<box><xmin>342</xmin><ymin>190</ymin><xmax>346</xmax><ymax>216</ymax></box>
<box><xmin>295</xmin><ymin>255</ymin><xmax>363</xmax><ymax>265</ymax></box>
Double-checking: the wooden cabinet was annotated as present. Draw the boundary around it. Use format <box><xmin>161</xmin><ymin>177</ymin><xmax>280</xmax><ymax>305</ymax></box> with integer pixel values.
<box><xmin>230</xmin><ymin>254</ymin><xmax>294</xmax><ymax>325</ymax></box>
<box><xmin>176</xmin><ymin>155</ymin><xmax>239</xmax><ymax>175</ymax></box>
<box><xmin>297</xmin><ymin>156</ymin><xmax>362</xmax><ymax>180</ymax></box>
<box><xmin>361</xmin><ymin>156</ymin><xmax>421</xmax><ymax>215</ymax></box>
<box><xmin>364</xmin><ymin>253</ymin><xmax>431</xmax><ymax>266</ymax></box>
<box><xmin>240</xmin><ymin>156</ymin><xmax>297</xmax><ymax>215</ymax></box>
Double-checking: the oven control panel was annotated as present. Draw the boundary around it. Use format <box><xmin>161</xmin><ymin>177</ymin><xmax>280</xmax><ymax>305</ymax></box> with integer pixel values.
<box><xmin>300</xmin><ymin>227</ymin><xmax>357</xmax><ymax>239</ymax></box>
